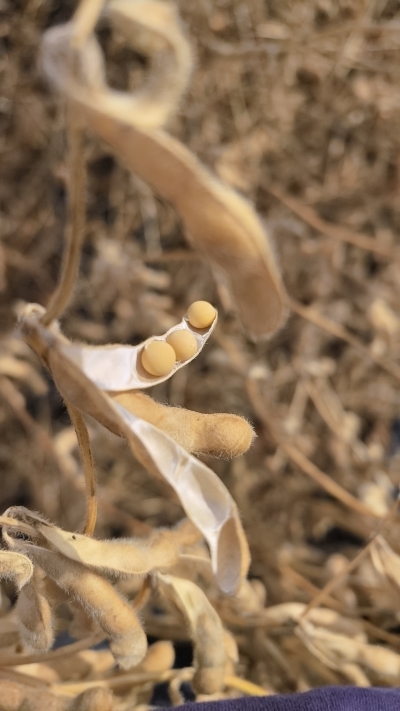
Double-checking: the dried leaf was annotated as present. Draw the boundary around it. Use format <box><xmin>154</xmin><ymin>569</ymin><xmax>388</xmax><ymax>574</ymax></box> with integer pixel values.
<box><xmin>20</xmin><ymin>315</ymin><xmax>250</xmax><ymax>594</ymax></box>
<box><xmin>158</xmin><ymin>573</ymin><xmax>226</xmax><ymax>694</ymax></box>
<box><xmin>40</xmin><ymin>2</ymin><xmax>287</xmax><ymax>339</ymax></box>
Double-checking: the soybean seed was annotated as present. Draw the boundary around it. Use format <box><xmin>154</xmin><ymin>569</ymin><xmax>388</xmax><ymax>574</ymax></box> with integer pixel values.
<box><xmin>141</xmin><ymin>341</ymin><xmax>176</xmax><ymax>377</ymax></box>
<box><xmin>187</xmin><ymin>301</ymin><xmax>216</xmax><ymax>329</ymax></box>
<box><xmin>166</xmin><ymin>330</ymin><xmax>198</xmax><ymax>361</ymax></box>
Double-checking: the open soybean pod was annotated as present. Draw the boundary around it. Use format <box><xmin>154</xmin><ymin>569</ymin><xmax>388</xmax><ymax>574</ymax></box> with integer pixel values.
<box><xmin>20</xmin><ymin>316</ymin><xmax>250</xmax><ymax>594</ymax></box>
<box><xmin>158</xmin><ymin>574</ymin><xmax>226</xmax><ymax>694</ymax></box>
<box><xmin>21</xmin><ymin>303</ymin><xmax>253</xmax><ymax>459</ymax></box>
<box><xmin>40</xmin><ymin>1</ymin><xmax>287</xmax><ymax>340</ymax></box>
<box><xmin>63</xmin><ymin>310</ymin><xmax>217</xmax><ymax>390</ymax></box>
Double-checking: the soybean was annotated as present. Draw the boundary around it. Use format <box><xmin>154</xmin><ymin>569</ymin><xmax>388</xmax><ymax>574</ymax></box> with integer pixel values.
<box><xmin>187</xmin><ymin>301</ymin><xmax>216</xmax><ymax>329</ymax></box>
<box><xmin>141</xmin><ymin>341</ymin><xmax>176</xmax><ymax>377</ymax></box>
<box><xmin>166</xmin><ymin>330</ymin><xmax>197</xmax><ymax>361</ymax></box>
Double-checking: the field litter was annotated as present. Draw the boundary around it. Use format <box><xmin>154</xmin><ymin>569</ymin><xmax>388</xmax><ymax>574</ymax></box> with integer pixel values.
<box><xmin>1</xmin><ymin>0</ymin><xmax>400</xmax><ymax>708</ymax></box>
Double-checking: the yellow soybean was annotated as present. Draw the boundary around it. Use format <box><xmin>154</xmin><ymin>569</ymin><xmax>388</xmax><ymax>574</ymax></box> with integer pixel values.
<box><xmin>141</xmin><ymin>341</ymin><xmax>176</xmax><ymax>377</ymax></box>
<box><xmin>187</xmin><ymin>301</ymin><xmax>216</xmax><ymax>329</ymax></box>
<box><xmin>166</xmin><ymin>330</ymin><xmax>198</xmax><ymax>361</ymax></box>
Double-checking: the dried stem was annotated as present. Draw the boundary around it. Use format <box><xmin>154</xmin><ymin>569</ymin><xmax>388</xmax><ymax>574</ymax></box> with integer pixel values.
<box><xmin>52</xmin><ymin>669</ymin><xmax>270</xmax><ymax>698</ymax></box>
<box><xmin>246</xmin><ymin>377</ymin><xmax>379</xmax><ymax>519</ymax></box>
<box><xmin>283</xmin><ymin>442</ymin><xmax>378</xmax><ymax>518</ymax></box>
<box><xmin>71</xmin><ymin>0</ymin><xmax>105</xmax><ymax>50</ymax></box>
<box><xmin>290</xmin><ymin>298</ymin><xmax>400</xmax><ymax>383</ymax></box>
<box><xmin>0</xmin><ymin>633</ymin><xmax>103</xmax><ymax>667</ymax></box>
<box><xmin>41</xmin><ymin>107</ymin><xmax>86</xmax><ymax>326</ymax></box>
<box><xmin>267</xmin><ymin>183</ymin><xmax>398</xmax><ymax>259</ymax></box>
<box><xmin>299</xmin><ymin>497</ymin><xmax>400</xmax><ymax>620</ymax></box>
<box><xmin>52</xmin><ymin>668</ymin><xmax>195</xmax><ymax>697</ymax></box>
<box><xmin>224</xmin><ymin>675</ymin><xmax>270</xmax><ymax>696</ymax></box>
<box><xmin>66</xmin><ymin>402</ymin><xmax>97</xmax><ymax>535</ymax></box>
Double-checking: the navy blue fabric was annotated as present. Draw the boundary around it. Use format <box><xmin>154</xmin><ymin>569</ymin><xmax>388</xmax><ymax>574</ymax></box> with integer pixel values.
<box><xmin>171</xmin><ymin>687</ymin><xmax>400</xmax><ymax>710</ymax></box>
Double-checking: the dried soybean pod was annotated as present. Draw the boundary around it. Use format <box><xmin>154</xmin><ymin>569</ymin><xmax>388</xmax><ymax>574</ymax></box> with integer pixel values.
<box><xmin>111</xmin><ymin>391</ymin><xmax>254</xmax><ymax>458</ymax></box>
<box><xmin>35</xmin><ymin>522</ymin><xmax>180</xmax><ymax>576</ymax></box>
<box><xmin>166</xmin><ymin>330</ymin><xmax>197</xmax><ymax>361</ymax></box>
<box><xmin>158</xmin><ymin>574</ymin><xmax>226</xmax><ymax>694</ymax></box>
<box><xmin>139</xmin><ymin>640</ymin><xmax>175</xmax><ymax>672</ymax></box>
<box><xmin>68</xmin><ymin>687</ymin><xmax>114</xmax><ymax>711</ymax></box>
<box><xmin>141</xmin><ymin>341</ymin><xmax>176</xmax><ymax>377</ymax></box>
<box><xmin>0</xmin><ymin>680</ymin><xmax>68</xmax><ymax>711</ymax></box>
<box><xmin>16</xmin><ymin>569</ymin><xmax>54</xmax><ymax>652</ymax></box>
<box><xmin>0</xmin><ymin>550</ymin><xmax>33</xmax><ymax>591</ymax></box>
<box><xmin>13</xmin><ymin>545</ymin><xmax>147</xmax><ymax>669</ymax></box>
<box><xmin>187</xmin><ymin>301</ymin><xmax>216</xmax><ymax>329</ymax></box>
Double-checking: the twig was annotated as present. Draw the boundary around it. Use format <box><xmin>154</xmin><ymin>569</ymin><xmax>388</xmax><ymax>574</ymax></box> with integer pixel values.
<box><xmin>0</xmin><ymin>667</ymin><xmax>50</xmax><ymax>688</ymax></box>
<box><xmin>299</xmin><ymin>497</ymin><xmax>400</xmax><ymax>619</ymax></box>
<box><xmin>66</xmin><ymin>402</ymin><xmax>97</xmax><ymax>536</ymax></box>
<box><xmin>246</xmin><ymin>376</ymin><xmax>379</xmax><ymax>519</ymax></box>
<box><xmin>283</xmin><ymin>442</ymin><xmax>378</xmax><ymax>518</ymax></box>
<box><xmin>267</xmin><ymin>183</ymin><xmax>398</xmax><ymax>259</ymax></box>
<box><xmin>224</xmin><ymin>675</ymin><xmax>270</xmax><ymax>696</ymax></box>
<box><xmin>51</xmin><ymin>668</ymin><xmax>194</xmax><ymax>696</ymax></box>
<box><xmin>143</xmin><ymin>249</ymin><xmax>202</xmax><ymax>263</ymax></box>
<box><xmin>71</xmin><ymin>0</ymin><xmax>105</xmax><ymax>50</ymax></box>
<box><xmin>281</xmin><ymin>565</ymin><xmax>345</xmax><ymax>613</ymax></box>
<box><xmin>0</xmin><ymin>633</ymin><xmax>103</xmax><ymax>667</ymax></box>
<box><xmin>41</xmin><ymin>108</ymin><xmax>86</xmax><ymax>326</ymax></box>
<box><xmin>51</xmin><ymin>667</ymin><xmax>270</xmax><ymax>699</ymax></box>
<box><xmin>289</xmin><ymin>298</ymin><xmax>400</xmax><ymax>383</ymax></box>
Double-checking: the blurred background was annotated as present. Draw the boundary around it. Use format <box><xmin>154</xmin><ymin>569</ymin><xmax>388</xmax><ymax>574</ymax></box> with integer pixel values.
<box><xmin>1</xmin><ymin>0</ymin><xmax>400</xmax><ymax>696</ymax></box>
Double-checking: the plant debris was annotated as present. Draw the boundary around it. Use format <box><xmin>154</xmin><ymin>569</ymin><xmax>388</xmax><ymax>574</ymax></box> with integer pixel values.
<box><xmin>1</xmin><ymin>0</ymin><xmax>400</xmax><ymax>708</ymax></box>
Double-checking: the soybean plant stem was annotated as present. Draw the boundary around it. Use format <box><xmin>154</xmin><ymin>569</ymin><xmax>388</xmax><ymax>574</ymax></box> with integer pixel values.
<box><xmin>66</xmin><ymin>401</ymin><xmax>97</xmax><ymax>536</ymax></box>
<box><xmin>41</xmin><ymin>106</ymin><xmax>86</xmax><ymax>327</ymax></box>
